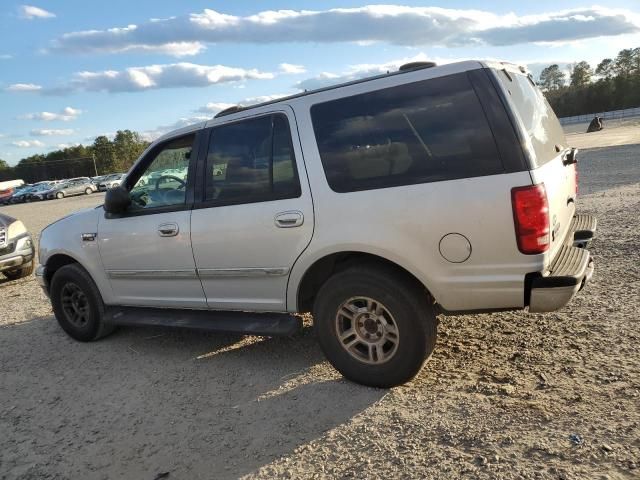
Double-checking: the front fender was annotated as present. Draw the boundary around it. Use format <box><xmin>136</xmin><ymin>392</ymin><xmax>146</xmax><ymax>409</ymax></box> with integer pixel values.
<box><xmin>39</xmin><ymin>207</ymin><xmax>115</xmax><ymax>304</ymax></box>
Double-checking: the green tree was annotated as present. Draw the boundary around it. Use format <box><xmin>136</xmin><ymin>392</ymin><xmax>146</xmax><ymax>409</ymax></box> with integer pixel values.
<box><xmin>92</xmin><ymin>136</ymin><xmax>116</xmax><ymax>174</ymax></box>
<box><xmin>112</xmin><ymin>130</ymin><xmax>147</xmax><ymax>172</ymax></box>
<box><xmin>570</xmin><ymin>61</ymin><xmax>592</xmax><ymax>87</ymax></box>
<box><xmin>539</xmin><ymin>64</ymin><xmax>565</xmax><ymax>91</ymax></box>
<box><xmin>614</xmin><ymin>48</ymin><xmax>635</xmax><ymax>76</ymax></box>
<box><xmin>595</xmin><ymin>58</ymin><xmax>614</xmax><ymax>79</ymax></box>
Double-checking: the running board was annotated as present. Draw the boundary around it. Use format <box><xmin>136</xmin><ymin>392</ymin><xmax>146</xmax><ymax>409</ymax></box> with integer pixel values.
<box><xmin>103</xmin><ymin>307</ymin><xmax>302</xmax><ymax>337</ymax></box>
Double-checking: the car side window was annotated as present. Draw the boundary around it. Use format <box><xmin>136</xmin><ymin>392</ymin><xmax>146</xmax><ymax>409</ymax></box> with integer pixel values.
<box><xmin>204</xmin><ymin>113</ymin><xmax>301</xmax><ymax>205</ymax></box>
<box><xmin>311</xmin><ymin>72</ymin><xmax>503</xmax><ymax>193</ymax></box>
<box><xmin>128</xmin><ymin>134</ymin><xmax>195</xmax><ymax>210</ymax></box>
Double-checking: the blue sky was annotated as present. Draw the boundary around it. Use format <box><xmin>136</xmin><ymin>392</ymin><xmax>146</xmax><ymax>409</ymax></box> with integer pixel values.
<box><xmin>1</xmin><ymin>1</ymin><xmax>639</xmax><ymax>165</ymax></box>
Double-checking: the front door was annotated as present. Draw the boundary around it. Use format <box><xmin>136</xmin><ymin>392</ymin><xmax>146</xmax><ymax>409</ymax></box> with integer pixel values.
<box><xmin>97</xmin><ymin>131</ymin><xmax>206</xmax><ymax>309</ymax></box>
<box><xmin>191</xmin><ymin>111</ymin><xmax>313</xmax><ymax>311</ymax></box>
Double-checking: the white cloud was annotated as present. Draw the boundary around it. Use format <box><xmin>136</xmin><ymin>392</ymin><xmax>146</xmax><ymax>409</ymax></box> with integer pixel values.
<box><xmin>29</xmin><ymin>63</ymin><xmax>273</xmax><ymax>94</ymax></box>
<box><xmin>140</xmin><ymin>115</ymin><xmax>211</xmax><ymax>141</ymax></box>
<box><xmin>31</xmin><ymin>128</ymin><xmax>75</xmax><ymax>136</ymax></box>
<box><xmin>19</xmin><ymin>107</ymin><xmax>82</xmax><ymax>121</ymax></box>
<box><xmin>19</xmin><ymin>5</ymin><xmax>56</xmax><ymax>19</ymax></box>
<box><xmin>6</xmin><ymin>83</ymin><xmax>42</xmax><ymax>92</ymax></box>
<box><xmin>279</xmin><ymin>63</ymin><xmax>306</xmax><ymax>74</ymax></box>
<box><xmin>195</xmin><ymin>93</ymin><xmax>290</xmax><ymax>113</ymax></box>
<box><xmin>296</xmin><ymin>53</ymin><xmax>440</xmax><ymax>90</ymax></box>
<box><xmin>12</xmin><ymin>140</ymin><xmax>45</xmax><ymax>148</ymax></box>
<box><xmin>55</xmin><ymin>143</ymin><xmax>81</xmax><ymax>150</ymax></box>
<box><xmin>49</xmin><ymin>5</ymin><xmax>640</xmax><ymax>56</ymax></box>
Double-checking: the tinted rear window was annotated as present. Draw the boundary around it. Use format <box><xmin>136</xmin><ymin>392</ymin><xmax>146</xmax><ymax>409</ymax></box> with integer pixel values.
<box><xmin>310</xmin><ymin>72</ymin><xmax>503</xmax><ymax>193</ymax></box>
<box><xmin>496</xmin><ymin>70</ymin><xmax>566</xmax><ymax>166</ymax></box>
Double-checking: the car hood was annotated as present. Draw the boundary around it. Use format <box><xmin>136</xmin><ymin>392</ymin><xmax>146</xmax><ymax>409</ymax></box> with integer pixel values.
<box><xmin>0</xmin><ymin>212</ymin><xmax>17</xmax><ymax>227</ymax></box>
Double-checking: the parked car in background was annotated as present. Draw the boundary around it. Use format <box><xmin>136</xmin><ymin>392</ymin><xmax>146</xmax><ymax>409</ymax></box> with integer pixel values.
<box><xmin>0</xmin><ymin>180</ymin><xmax>26</xmax><ymax>205</ymax></box>
<box><xmin>91</xmin><ymin>175</ymin><xmax>107</xmax><ymax>186</ymax></box>
<box><xmin>0</xmin><ymin>213</ymin><xmax>34</xmax><ymax>280</ymax></box>
<box><xmin>9</xmin><ymin>182</ymin><xmax>50</xmax><ymax>204</ymax></box>
<box><xmin>39</xmin><ymin>177</ymin><xmax>97</xmax><ymax>200</ymax></box>
<box><xmin>8</xmin><ymin>184</ymin><xmax>35</xmax><ymax>204</ymax></box>
<box><xmin>98</xmin><ymin>173</ymin><xmax>125</xmax><ymax>191</ymax></box>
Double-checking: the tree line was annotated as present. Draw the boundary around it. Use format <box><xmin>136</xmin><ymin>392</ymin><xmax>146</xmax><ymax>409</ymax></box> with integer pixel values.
<box><xmin>538</xmin><ymin>48</ymin><xmax>640</xmax><ymax>118</ymax></box>
<box><xmin>0</xmin><ymin>130</ymin><xmax>149</xmax><ymax>183</ymax></box>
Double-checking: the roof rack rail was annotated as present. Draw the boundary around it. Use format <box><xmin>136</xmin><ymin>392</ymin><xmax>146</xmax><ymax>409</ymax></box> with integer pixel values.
<box><xmin>398</xmin><ymin>61</ymin><xmax>437</xmax><ymax>72</ymax></box>
<box><xmin>215</xmin><ymin>105</ymin><xmax>244</xmax><ymax>118</ymax></box>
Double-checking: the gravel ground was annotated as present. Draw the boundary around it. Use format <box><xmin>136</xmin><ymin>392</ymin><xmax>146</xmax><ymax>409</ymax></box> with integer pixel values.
<box><xmin>1</xmin><ymin>133</ymin><xmax>639</xmax><ymax>479</ymax></box>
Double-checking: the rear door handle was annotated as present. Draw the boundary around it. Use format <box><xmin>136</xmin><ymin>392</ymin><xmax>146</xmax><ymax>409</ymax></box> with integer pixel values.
<box><xmin>158</xmin><ymin>222</ymin><xmax>179</xmax><ymax>237</ymax></box>
<box><xmin>274</xmin><ymin>211</ymin><xmax>304</xmax><ymax>228</ymax></box>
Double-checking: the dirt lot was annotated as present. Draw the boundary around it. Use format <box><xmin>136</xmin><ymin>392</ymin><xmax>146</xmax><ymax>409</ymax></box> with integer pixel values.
<box><xmin>1</xmin><ymin>128</ymin><xmax>639</xmax><ymax>479</ymax></box>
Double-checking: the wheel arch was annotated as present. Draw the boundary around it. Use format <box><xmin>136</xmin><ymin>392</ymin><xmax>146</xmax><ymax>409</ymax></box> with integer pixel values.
<box><xmin>293</xmin><ymin>250</ymin><xmax>436</xmax><ymax>313</ymax></box>
<box><xmin>44</xmin><ymin>253</ymin><xmax>80</xmax><ymax>285</ymax></box>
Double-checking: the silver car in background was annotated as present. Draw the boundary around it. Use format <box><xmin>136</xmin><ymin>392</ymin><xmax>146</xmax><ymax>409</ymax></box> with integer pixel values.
<box><xmin>42</xmin><ymin>177</ymin><xmax>97</xmax><ymax>200</ymax></box>
<box><xmin>98</xmin><ymin>173</ymin><xmax>125</xmax><ymax>191</ymax></box>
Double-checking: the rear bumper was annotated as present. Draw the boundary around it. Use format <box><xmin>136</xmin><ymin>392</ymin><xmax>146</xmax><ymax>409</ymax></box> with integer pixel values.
<box><xmin>528</xmin><ymin>214</ymin><xmax>596</xmax><ymax>313</ymax></box>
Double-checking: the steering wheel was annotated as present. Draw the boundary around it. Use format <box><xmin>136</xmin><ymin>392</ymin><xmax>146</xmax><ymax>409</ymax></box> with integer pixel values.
<box><xmin>154</xmin><ymin>175</ymin><xmax>186</xmax><ymax>191</ymax></box>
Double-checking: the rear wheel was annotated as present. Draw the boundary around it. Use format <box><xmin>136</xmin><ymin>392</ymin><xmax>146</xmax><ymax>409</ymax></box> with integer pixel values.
<box><xmin>3</xmin><ymin>261</ymin><xmax>34</xmax><ymax>280</ymax></box>
<box><xmin>50</xmin><ymin>263</ymin><xmax>115</xmax><ymax>341</ymax></box>
<box><xmin>313</xmin><ymin>264</ymin><xmax>437</xmax><ymax>388</ymax></box>
<box><xmin>56</xmin><ymin>192</ymin><xmax>64</xmax><ymax>199</ymax></box>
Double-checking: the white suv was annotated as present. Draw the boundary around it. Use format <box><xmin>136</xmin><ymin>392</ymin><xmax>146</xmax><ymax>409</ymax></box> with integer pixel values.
<box><xmin>36</xmin><ymin>60</ymin><xmax>596</xmax><ymax>387</ymax></box>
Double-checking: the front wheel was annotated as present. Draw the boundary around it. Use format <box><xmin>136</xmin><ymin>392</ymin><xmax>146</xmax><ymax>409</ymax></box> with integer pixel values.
<box><xmin>50</xmin><ymin>263</ymin><xmax>115</xmax><ymax>342</ymax></box>
<box><xmin>56</xmin><ymin>192</ymin><xmax>64</xmax><ymax>199</ymax></box>
<box><xmin>313</xmin><ymin>264</ymin><xmax>437</xmax><ymax>388</ymax></box>
<box><xmin>85</xmin><ymin>187</ymin><xmax>92</xmax><ymax>195</ymax></box>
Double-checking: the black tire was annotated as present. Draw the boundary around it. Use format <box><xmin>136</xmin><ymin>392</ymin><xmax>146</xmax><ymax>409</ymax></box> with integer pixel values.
<box><xmin>85</xmin><ymin>187</ymin><xmax>92</xmax><ymax>195</ymax></box>
<box><xmin>50</xmin><ymin>263</ymin><xmax>115</xmax><ymax>342</ymax></box>
<box><xmin>3</xmin><ymin>261</ymin><xmax>34</xmax><ymax>280</ymax></box>
<box><xmin>313</xmin><ymin>264</ymin><xmax>437</xmax><ymax>388</ymax></box>
<box><xmin>56</xmin><ymin>192</ymin><xmax>64</xmax><ymax>199</ymax></box>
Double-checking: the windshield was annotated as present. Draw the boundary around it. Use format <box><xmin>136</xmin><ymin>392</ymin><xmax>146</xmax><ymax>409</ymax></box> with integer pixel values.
<box><xmin>495</xmin><ymin>69</ymin><xmax>566</xmax><ymax>167</ymax></box>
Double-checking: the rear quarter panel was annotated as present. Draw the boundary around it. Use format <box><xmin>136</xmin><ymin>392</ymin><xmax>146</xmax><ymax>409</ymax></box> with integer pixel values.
<box><xmin>287</xmin><ymin>79</ymin><xmax>542</xmax><ymax>311</ymax></box>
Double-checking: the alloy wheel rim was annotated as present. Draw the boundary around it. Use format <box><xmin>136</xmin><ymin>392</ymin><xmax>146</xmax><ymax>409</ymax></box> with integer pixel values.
<box><xmin>335</xmin><ymin>296</ymin><xmax>399</xmax><ymax>364</ymax></box>
<box><xmin>61</xmin><ymin>283</ymin><xmax>90</xmax><ymax>328</ymax></box>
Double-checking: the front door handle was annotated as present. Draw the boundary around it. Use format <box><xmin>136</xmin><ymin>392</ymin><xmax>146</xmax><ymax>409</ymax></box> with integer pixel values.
<box><xmin>274</xmin><ymin>211</ymin><xmax>304</xmax><ymax>228</ymax></box>
<box><xmin>158</xmin><ymin>222</ymin><xmax>179</xmax><ymax>237</ymax></box>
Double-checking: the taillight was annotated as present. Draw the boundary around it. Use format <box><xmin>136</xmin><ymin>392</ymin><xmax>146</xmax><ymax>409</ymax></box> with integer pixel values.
<box><xmin>511</xmin><ymin>184</ymin><xmax>550</xmax><ymax>254</ymax></box>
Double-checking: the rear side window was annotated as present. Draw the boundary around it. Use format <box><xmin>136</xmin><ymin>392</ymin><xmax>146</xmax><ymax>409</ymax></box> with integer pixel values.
<box><xmin>204</xmin><ymin>114</ymin><xmax>301</xmax><ymax>205</ymax></box>
<box><xmin>311</xmin><ymin>72</ymin><xmax>503</xmax><ymax>193</ymax></box>
<box><xmin>496</xmin><ymin>70</ymin><xmax>566</xmax><ymax>166</ymax></box>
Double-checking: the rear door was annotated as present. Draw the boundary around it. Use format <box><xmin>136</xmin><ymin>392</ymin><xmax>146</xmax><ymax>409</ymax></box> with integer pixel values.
<box><xmin>191</xmin><ymin>109</ymin><xmax>314</xmax><ymax>311</ymax></box>
<box><xmin>493</xmin><ymin>69</ymin><xmax>576</xmax><ymax>261</ymax></box>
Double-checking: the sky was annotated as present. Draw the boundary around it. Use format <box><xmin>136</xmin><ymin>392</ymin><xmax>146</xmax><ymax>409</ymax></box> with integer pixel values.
<box><xmin>1</xmin><ymin>1</ymin><xmax>639</xmax><ymax>165</ymax></box>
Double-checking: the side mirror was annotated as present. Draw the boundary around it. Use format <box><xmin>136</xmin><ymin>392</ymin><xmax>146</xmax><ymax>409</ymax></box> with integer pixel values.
<box><xmin>104</xmin><ymin>186</ymin><xmax>131</xmax><ymax>215</ymax></box>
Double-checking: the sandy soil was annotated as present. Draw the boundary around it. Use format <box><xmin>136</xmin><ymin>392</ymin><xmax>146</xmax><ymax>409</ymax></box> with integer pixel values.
<box><xmin>565</xmin><ymin>118</ymin><xmax>640</xmax><ymax>150</ymax></box>
<box><xmin>0</xmin><ymin>137</ymin><xmax>638</xmax><ymax>479</ymax></box>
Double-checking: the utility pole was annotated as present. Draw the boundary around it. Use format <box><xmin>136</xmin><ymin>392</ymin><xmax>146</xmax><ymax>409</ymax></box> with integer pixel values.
<box><xmin>92</xmin><ymin>153</ymin><xmax>98</xmax><ymax>176</ymax></box>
